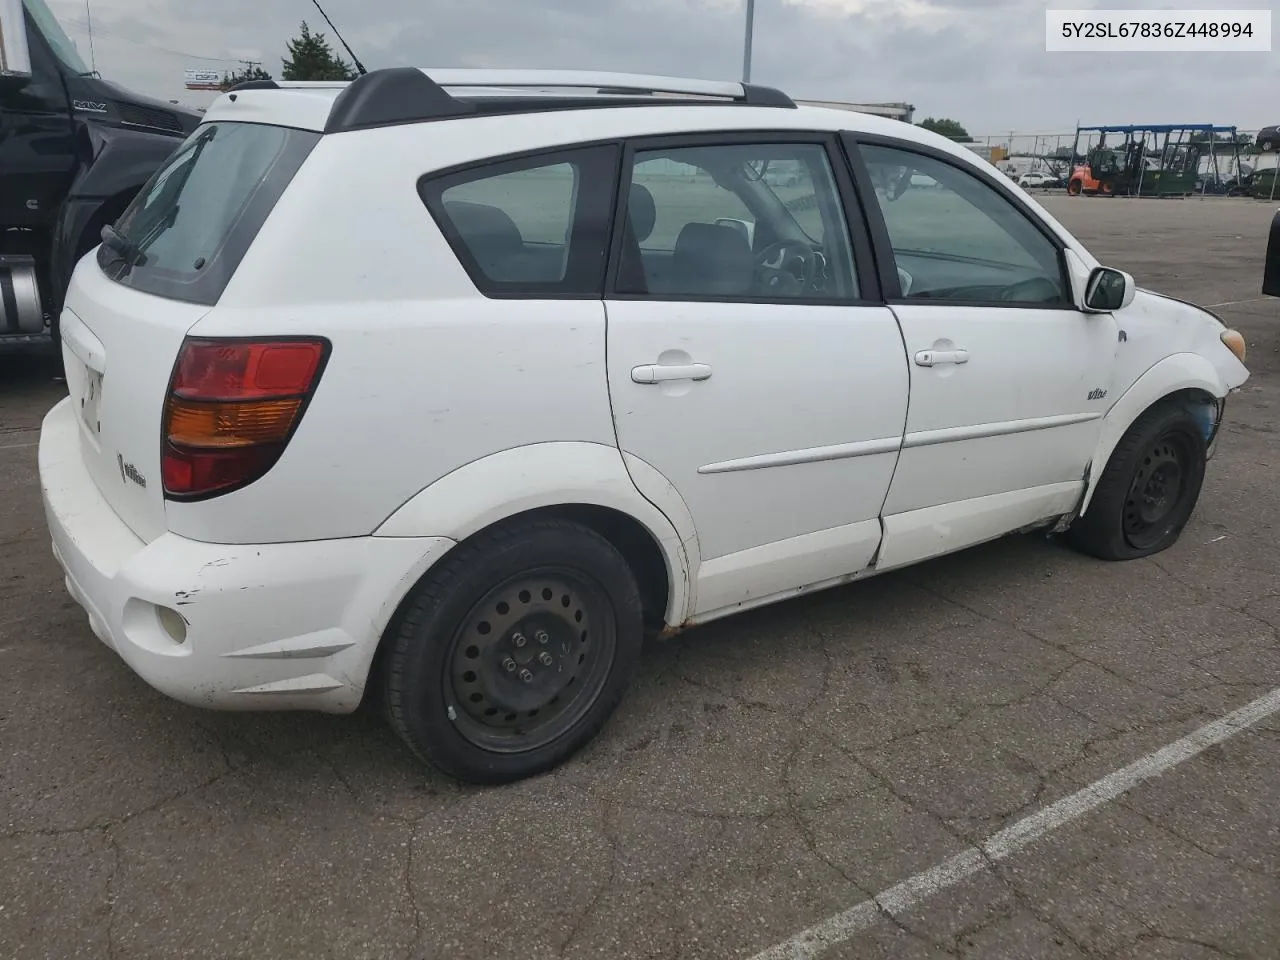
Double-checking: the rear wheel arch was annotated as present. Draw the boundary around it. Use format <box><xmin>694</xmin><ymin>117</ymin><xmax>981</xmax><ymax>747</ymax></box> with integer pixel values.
<box><xmin>389</xmin><ymin>503</ymin><xmax>670</xmax><ymax>635</ymax></box>
<box><xmin>372</xmin><ymin>441</ymin><xmax>694</xmax><ymax>625</ymax></box>
<box><xmin>363</xmin><ymin>502</ymin><xmax>676</xmax><ymax>722</ymax></box>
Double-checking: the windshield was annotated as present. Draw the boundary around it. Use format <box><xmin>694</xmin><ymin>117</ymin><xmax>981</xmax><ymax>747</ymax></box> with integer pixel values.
<box><xmin>22</xmin><ymin>0</ymin><xmax>90</xmax><ymax>74</ymax></box>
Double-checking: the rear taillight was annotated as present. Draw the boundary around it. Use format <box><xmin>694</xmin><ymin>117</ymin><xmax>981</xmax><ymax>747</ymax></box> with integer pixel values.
<box><xmin>162</xmin><ymin>337</ymin><xmax>329</xmax><ymax>499</ymax></box>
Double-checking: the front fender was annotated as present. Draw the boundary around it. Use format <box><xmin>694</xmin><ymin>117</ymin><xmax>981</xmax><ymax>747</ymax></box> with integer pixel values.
<box><xmin>373</xmin><ymin>441</ymin><xmax>695</xmax><ymax>625</ymax></box>
<box><xmin>1079</xmin><ymin>352</ymin><xmax>1232</xmax><ymax>516</ymax></box>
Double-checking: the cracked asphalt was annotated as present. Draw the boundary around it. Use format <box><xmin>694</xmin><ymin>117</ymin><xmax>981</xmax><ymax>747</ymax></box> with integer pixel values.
<box><xmin>3</xmin><ymin>195</ymin><xmax>1280</xmax><ymax>960</ymax></box>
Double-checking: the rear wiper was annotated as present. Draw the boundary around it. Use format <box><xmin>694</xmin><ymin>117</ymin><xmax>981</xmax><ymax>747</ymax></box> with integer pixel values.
<box><xmin>100</xmin><ymin>224</ymin><xmax>146</xmax><ymax>267</ymax></box>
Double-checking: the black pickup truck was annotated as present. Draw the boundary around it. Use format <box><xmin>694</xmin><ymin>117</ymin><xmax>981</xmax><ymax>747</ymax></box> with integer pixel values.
<box><xmin>2</xmin><ymin>0</ymin><xmax>199</xmax><ymax>352</ymax></box>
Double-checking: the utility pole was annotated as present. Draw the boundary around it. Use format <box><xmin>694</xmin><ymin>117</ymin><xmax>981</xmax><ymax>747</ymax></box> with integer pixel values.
<box><xmin>84</xmin><ymin>0</ymin><xmax>97</xmax><ymax>73</ymax></box>
<box><xmin>742</xmin><ymin>0</ymin><xmax>755</xmax><ymax>83</ymax></box>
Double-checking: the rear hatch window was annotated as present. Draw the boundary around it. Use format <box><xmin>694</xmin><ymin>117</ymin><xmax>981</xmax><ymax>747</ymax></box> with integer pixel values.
<box><xmin>97</xmin><ymin>121</ymin><xmax>320</xmax><ymax>305</ymax></box>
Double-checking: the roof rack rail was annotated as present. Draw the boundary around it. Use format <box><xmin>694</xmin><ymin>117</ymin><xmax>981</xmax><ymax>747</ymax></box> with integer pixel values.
<box><xmin>323</xmin><ymin>66</ymin><xmax>795</xmax><ymax>134</ymax></box>
<box><xmin>227</xmin><ymin>78</ymin><xmax>357</xmax><ymax>93</ymax></box>
<box><xmin>228</xmin><ymin>79</ymin><xmax>280</xmax><ymax>92</ymax></box>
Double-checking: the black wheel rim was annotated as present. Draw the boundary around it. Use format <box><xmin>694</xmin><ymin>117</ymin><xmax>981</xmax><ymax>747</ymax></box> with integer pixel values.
<box><xmin>442</xmin><ymin>567</ymin><xmax>617</xmax><ymax>755</ymax></box>
<box><xmin>1122</xmin><ymin>431</ymin><xmax>1192</xmax><ymax>551</ymax></box>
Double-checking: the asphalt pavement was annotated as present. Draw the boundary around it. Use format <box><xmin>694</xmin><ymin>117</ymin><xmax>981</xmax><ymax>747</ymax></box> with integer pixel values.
<box><xmin>2</xmin><ymin>194</ymin><xmax>1279</xmax><ymax>960</ymax></box>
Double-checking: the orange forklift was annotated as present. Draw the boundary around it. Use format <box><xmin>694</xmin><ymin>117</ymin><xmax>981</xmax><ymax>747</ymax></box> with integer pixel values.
<box><xmin>1065</xmin><ymin>124</ymin><xmax>1237</xmax><ymax>198</ymax></box>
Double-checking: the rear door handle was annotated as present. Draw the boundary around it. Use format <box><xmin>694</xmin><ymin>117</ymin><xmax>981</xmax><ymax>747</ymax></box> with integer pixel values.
<box><xmin>631</xmin><ymin>362</ymin><xmax>713</xmax><ymax>384</ymax></box>
<box><xmin>914</xmin><ymin>349</ymin><xmax>969</xmax><ymax>367</ymax></box>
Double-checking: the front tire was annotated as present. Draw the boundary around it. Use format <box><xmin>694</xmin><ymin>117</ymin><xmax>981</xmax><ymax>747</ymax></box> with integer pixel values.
<box><xmin>383</xmin><ymin>518</ymin><xmax>644</xmax><ymax>784</ymax></box>
<box><xmin>1067</xmin><ymin>402</ymin><xmax>1207</xmax><ymax>561</ymax></box>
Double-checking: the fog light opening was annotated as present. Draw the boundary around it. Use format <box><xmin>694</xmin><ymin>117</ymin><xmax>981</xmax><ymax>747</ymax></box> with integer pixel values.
<box><xmin>156</xmin><ymin>605</ymin><xmax>189</xmax><ymax>645</ymax></box>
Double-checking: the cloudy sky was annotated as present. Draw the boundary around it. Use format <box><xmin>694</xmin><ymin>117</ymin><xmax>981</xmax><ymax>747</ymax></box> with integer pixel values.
<box><xmin>37</xmin><ymin>0</ymin><xmax>1280</xmax><ymax>136</ymax></box>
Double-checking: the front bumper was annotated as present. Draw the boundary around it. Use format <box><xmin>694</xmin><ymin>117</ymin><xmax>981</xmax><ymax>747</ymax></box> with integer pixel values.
<box><xmin>39</xmin><ymin>397</ymin><xmax>454</xmax><ymax>713</ymax></box>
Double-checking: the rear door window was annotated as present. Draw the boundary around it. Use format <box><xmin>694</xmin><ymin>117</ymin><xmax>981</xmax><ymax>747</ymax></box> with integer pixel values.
<box><xmin>98</xmin><ymin>122</ymin><xmax>320</xmax><ymax>305</ymax></box>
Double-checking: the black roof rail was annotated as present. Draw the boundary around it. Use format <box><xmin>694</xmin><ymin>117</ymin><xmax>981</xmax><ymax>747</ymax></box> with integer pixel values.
<box><xmin>323</xmin><ymin>67</ymin><xmax>795</xmax><ymax>134</ymax></box>
<box><xmin>325</xmin><ymin>67</ymin><xmax>474</xmax><ymax>134</ymax></box>
<box><xmin>741</xmin><ymin>83</ymin><xmax>796</xmax><ymax>108</ymax></box>
<box><xmin>228</xmin><ymin>79</ymin><xmax>280</xmax><ymax>92</ymax></box>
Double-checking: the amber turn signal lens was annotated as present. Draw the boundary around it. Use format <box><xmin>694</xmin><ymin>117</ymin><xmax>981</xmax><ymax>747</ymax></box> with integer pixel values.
<box><xmin>1220</xmin><ymin>329</ymin><xmax>1247</xmax><ymax>363</ymax></box>
<box><xmin>166</xmin><ymin>397</ymin><xmax>303</xmax><ymax>449</ymax></box>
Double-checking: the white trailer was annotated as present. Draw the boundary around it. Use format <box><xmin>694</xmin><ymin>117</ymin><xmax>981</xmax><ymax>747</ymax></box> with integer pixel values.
<box><xmin>796</xmin><ymin>99</ymin><xmax>915</xmax><ymax>124</ymax></box>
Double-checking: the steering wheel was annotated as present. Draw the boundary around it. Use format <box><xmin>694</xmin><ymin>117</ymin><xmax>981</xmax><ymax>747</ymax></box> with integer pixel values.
<box><xmin>754</xmin><ymin>239</ymin><xmax>818</xmax><ymax>295</ymax></box>
<box><xmin>999</xmin><ymin>276</ymin><xmax>1062</xmax><ymax>303</ymax></box>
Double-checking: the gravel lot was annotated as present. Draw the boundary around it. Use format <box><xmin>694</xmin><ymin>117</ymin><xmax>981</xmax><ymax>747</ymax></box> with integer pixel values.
<box><xmin>2</xmin><ymin>194</ymin><xmax>1279</xmax><ymax>960</ymax></box>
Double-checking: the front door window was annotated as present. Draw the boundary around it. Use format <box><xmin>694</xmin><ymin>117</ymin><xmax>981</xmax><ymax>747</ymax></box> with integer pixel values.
<box><xmin>859</xmin><ymin>143</ymin><xmax>1070</xmax><ymax>307</ymax></box>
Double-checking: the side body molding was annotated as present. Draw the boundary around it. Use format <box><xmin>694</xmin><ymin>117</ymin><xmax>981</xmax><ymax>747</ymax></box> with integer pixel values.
<box><xmin>374</xmin><ymin>441</ymin><xmax>696</xmax><ymax>625</ymax></box>
<box><xmin>1079</xmin><ymin>352</ymin><xmax>1231</xmax><ymax>516</ymax></box>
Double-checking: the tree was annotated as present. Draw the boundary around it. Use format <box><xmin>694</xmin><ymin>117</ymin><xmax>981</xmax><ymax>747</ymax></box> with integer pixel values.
<box><xmin>219</xmin><ymin>64</ymin><xmax>274</xmax><ymax>92</ymax></box>
<box><xmin>281</xmin><ymin>21</ymin><xmax>358</xmax><ymax>82</ymax></box>
<box><xmin>917</xmin><ymin>117</ymin><xmax>972</xmax><ymax>142</ymax></box>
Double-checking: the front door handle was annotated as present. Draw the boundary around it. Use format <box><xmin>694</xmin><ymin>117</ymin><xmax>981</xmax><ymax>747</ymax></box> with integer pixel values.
<box><xmin>914</xmin><ymin>349</ymin><xmax>969</xmax><ymax>367</ymax></box>
<box><xmin>631</xmin><ymin>362</ymin><xmax>713</xmax><ymax>384</ymax></box>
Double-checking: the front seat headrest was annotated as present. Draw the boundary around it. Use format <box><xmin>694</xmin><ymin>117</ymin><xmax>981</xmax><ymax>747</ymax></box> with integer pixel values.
<box><xmin>672</xmin><ymin>221</ymin><xmax>754</xmax><ymax>296</ymax></box>
<box><xmin>442</xmin><ymin>199</ymin><xmax>524</xmax><ymax>260</ymax></box>
<box><xmin>627</xmin><ymin>183</ymin><xmax>657</xmax><ymax>244</ymax></box>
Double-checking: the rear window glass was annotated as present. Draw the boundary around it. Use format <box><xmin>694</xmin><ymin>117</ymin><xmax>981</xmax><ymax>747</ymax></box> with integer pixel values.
<box><xmin>98</xmin><ymin>122</ymin><xmax>320</xmax><ymax>305</ymax></box>
<box><xmin>419</xmin><ymin>144</ymin><xmax>619</xmax><ymax>298</ymax></box>
<box><xmin>441</xmin><ymin>163</ymin><xmax>577</xmax><ymax>282</ymax></box>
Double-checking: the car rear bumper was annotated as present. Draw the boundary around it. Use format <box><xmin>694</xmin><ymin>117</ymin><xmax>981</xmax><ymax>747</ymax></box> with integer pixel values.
<box><xmin>39</xmin><ymin>397</ymin><xmax>454</xmax><ymax>713</ymax></box>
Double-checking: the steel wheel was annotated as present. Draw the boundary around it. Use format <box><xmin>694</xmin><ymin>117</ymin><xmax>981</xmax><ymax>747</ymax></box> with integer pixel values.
<box><xmin>1065</xmin><ymin>400</ymin><xmax>1207</xmax><ymax>562</ymax></box>
<box><xmin>1122</xmin><ymin>433</ymin><xmax>1192</xmax><ymax>551</ymax></box>
<box><xmin>383</xmin><ymin>518</ymin><xmax>644</xmax><ymax>783</ymax></box>
<box><xmin>442</xmin><ymin>567</ymin><xmax>618</xmax><ymax>754</ymax></box>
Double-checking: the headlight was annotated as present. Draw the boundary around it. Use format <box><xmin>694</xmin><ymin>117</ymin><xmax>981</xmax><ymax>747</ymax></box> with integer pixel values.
<box><xmin>1220</xmin><ymin>329</ymin><xmax>1247</xmax><ymax>363</ymax></box>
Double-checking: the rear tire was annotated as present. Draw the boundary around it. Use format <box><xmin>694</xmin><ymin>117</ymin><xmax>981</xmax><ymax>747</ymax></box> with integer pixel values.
<box><xmin>383</xmin><ymin>518</ymin><xmax>644</xmax><ymax>784</ymax></box>
<box><xmin>1067</xmin><ymin>401</ymin><xmax>1207</xmax><ymax>561</ymax></box>
<box><xmin>1262</xmin><ymin>139</ymin><xmax>1275</xmax><ymax>152</ymax></box>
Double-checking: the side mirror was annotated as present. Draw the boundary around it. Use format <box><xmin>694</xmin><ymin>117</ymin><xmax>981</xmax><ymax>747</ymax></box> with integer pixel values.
<box><xmin>1084</xmin><ymin>266</ymin><xmax>1135</xmax><ymax>312</ymax></box>
<box><xmin>1263</xmin><ymin>209</ymin><xmax>1280</xmax><ymax>297</ymax></box>
<box><xmin>715</xmin><ymin>217</ymin><xmax>755</xmax><ymax>249</ymax></box>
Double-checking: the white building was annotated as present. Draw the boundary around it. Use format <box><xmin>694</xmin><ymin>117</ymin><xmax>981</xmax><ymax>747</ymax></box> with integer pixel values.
<box><xmin>797</xmin><ymin>100</ymin><xmax>915</xmax><ymax>124</ymax></box>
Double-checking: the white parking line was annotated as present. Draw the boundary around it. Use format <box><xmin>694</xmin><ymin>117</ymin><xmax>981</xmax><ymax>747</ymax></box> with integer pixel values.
<box><xmin>1205</xmin><ymin>297</ymin><xmax>1269</xmax><ymax>308</ymax></box>
<box><xmin>748</xmin><ymin>686</ymin><xmax>1280</xmax><ymax>960</ymax></box>
<box><xmin>0</xmin><ymin>442</ymin><xmax>37</xmax><ymax>451</ymax></box>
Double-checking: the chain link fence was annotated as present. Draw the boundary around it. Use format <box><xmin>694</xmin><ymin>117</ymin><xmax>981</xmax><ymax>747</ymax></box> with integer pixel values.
<box><xmin>963</xmin><ymin>129</ymin><xmax>1279</xmax><ymax>200</ymax></box>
